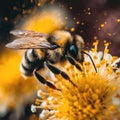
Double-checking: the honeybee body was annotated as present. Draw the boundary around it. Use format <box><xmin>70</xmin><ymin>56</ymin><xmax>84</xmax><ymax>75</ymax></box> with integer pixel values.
<box><xmin>6</xmin><ymin>30</ymin><xmax>89</xmax><ymax>89</ymax></box>
<box><xmin>20</xmin><ymin>44</ymin><xmax>70</xmax><ymax>77</ymax></box>
<box><xmin>20</xmin><ymin>49</ymin><xmax>65</xmax><ymax>76</ymax></box>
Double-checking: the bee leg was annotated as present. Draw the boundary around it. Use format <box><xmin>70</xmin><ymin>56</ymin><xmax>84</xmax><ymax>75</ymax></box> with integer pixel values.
<box><xmin>46</xmin><ymin>62</ymin><xmax>76</xmax><ymax>86</ymax></box>
<box><xmin>33</xmin><ymin>70</ymin><xmax>60</xmax><ymax>91</ymax></box>
<box><xmin>65</xmin><ymin>55</ymin><xmax>82</xmax><ymax>71</ymax></box>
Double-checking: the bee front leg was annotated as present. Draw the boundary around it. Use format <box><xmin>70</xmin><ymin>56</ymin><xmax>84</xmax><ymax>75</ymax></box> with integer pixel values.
<box><xmin>46</xmin><ymin>62</ymin><xmax>76</xmax><ymax>86</ymax></box>
<box><xmin>65</xmin><ymin>55</ymin><xmax>82</xmax><ymax>71</ymax></box>
<box><xmin>33</xmin><ymin>70</ymin><xmax>60</xmax><ymax>90</ymax></box>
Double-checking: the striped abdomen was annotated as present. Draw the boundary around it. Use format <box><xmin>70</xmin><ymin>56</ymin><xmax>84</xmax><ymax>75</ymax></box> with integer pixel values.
<box><xmin>20</xmin><ymin>49</ymin><xmax>44</xmax><ymax>77</ymax></box>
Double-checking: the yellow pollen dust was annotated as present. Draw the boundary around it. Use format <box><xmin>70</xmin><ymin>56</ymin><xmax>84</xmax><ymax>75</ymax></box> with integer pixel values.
<box><xmin>69</xmin><ymin>7</ymin><xmax>72</xmax><ymax>10</ymax></box>
<box><xmin>76</xmin><ymin>21</ymin><xmax>80</xmax><ymax>25</ymax></box>
<box><xmin>93</xmin><ymin>36</ymin><xmax>98</xmax><ymax>40</ymax></box>
<box><xmin>100</xmin><ymin>23</ymin><xmax>105</xmax><ymax>28</ymax></box>
<box><xmin>4</xmin><ymin>17</ymin><xmax>8</xmax><ymax>21</ymax></box>
<box><xmin>87</xmin><ymin>12</ymin><xmax>91</xmax><ymax>15</ymax></box>
<box><xmin>117</xmin><ymin>18</ymin><xmax>120</xmax><ymax>23</ymax></box>
<box><xmin>88</xmin><ymin>7</ymin><xmax>91</xmax><ymax>10</ymax></box>
<box><xmin>70</xmin><ymin>27</ymin><xmax>75</xmax><ymax>32</ymax></box>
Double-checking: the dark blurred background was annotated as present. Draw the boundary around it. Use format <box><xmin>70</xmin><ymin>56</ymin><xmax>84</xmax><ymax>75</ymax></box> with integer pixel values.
<box><xmin>0</xmin><ymin>0</ymin><xmax>120</xmax><ymax>120</ymax></box>
<box><xmin>0</xmin><ymin>0</ymin><xmax>120</xmax><ymax>55</ymax></box>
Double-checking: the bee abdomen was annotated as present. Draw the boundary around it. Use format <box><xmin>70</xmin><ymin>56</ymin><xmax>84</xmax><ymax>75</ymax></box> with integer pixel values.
<box><xmin>20</xmin><ymin>49</ymin><xmax>40</xmax><ymax>77</ymax></box>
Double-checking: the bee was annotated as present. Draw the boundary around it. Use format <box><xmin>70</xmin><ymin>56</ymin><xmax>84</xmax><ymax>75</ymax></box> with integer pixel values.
<box><xmin>6</xmin><ymin>29</ymin><xmax>97</xmax><ymax>90</ymax></box>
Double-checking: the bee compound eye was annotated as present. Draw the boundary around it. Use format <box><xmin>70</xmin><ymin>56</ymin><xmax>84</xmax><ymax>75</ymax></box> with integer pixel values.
<box><xmin>69</xmin><ymin>45</ymin><xmax>78</xmax><ymax>58</ymax></box>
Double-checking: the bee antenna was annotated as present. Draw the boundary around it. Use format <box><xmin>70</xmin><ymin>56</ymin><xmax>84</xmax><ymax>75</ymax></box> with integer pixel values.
<box><xmin>82</xmin><ymin>51</ymin><xmax>97</xmax><ymax>73</ymax></box>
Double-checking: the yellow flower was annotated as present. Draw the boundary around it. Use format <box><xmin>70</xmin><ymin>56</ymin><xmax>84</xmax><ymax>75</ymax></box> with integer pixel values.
<box><xmin>32</xmin><ymin>41</ymin><xmax>120</xmax><ymax>120</ymax></box>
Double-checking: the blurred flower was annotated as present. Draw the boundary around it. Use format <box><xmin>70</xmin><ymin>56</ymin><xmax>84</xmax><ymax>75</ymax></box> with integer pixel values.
<box><xmin>0</xmin><ymin>49</ymin><xmax>38</xmax><ymax>118</ymax></box>
<box><xmin>32</xmin><ymin>41</ymin><xmax>120</xmax><ymax>120</ymax></box>
<box><xmin>19</xmin><ymin>5</ymin><xmax>74</xmax><ymax>33</ymax></box>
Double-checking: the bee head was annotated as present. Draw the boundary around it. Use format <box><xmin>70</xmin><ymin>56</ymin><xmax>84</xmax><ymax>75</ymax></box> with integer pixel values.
<box><xmin>68</xmin><ymin>35</ymin><xmax>84</xmax><ymax>61</ymax></box>
<box><xmin>48</xmin><ymin>30</ymin><xmax>72</xmax><ymax>48</ymax></box>
<box><xmin>48</xmin><ymin>31</ymin><xmax>84</xmax><ymax>61</ymax></box>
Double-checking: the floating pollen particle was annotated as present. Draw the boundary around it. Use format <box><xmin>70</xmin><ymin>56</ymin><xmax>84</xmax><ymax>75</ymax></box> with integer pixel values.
<box><xmin>117</xmin><ymin>18</ymin><xmax>120</xmax><ymax>23</ymax></box>
<box><xmin>70</xmin><ymin>27</ymin><xmax>75</xmax><ymax>32</ymax></box>
<box><xmin>100</xmin><ymin>23</ymin><xmax>105</xmax><ymax>28</ymax></box>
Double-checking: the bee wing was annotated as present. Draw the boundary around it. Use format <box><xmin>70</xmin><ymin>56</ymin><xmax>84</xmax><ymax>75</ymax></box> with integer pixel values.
<box><xmin>6</xmin><ymin>37</ymin><xmax>54</xmax><ymax>49</ymax></box>
<box><xmin>10</xmin><ymin>29</ymin><xmax>49</xmax><ymax>37</ymax></box>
